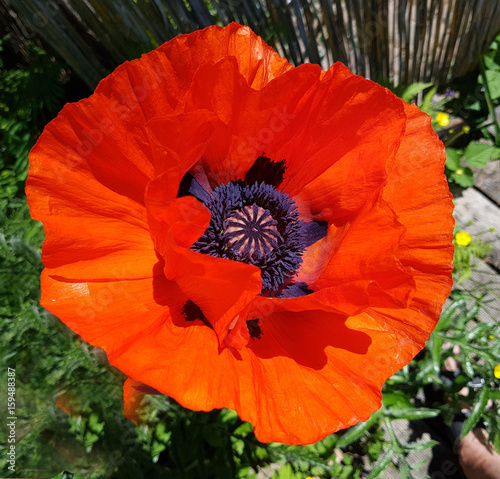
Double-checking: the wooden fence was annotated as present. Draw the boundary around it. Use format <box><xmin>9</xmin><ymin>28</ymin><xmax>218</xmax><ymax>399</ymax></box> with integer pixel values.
<box><xmin>1</xmin><ymin>0</ymin><xmax>500</xmax><ymax>89</ymax></box>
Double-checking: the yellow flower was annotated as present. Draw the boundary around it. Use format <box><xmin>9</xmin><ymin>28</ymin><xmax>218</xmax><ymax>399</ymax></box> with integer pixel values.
<box><xmin>436</xmin><ymin>112</ymin><xmax>450</xmax><ymax>127</ymax></box>
<box><xmin>463</xmin><ymin>125</ymin><xmax>471</xmax><ymax>134</ymax></box>
<box><xmin>495</xmin><ymin>363</ymin><xmax>500</xmax><ymax>379</ymax></box>
<box><xmin>455</xmin><ymin>231</ymin><xmax>472</xmax><ymax>246</ymax></box>
<box><xmin>456</xmin><ymin>169</ymin><xmax>464</xmax><ymax>175</ymax></box>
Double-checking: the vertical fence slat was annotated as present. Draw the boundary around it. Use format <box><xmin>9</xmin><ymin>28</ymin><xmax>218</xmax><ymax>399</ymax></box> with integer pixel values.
<box><xmin>2</xmin><ymin>0</ymin><xmax>500</xmax><ymax>89</ymax></box>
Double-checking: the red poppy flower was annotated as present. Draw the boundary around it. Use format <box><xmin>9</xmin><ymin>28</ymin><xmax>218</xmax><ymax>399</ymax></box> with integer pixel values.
<box><xmin>27</xmin><ymin>23</ymin><xmax>454</xmax><ymax>445</ymax></box>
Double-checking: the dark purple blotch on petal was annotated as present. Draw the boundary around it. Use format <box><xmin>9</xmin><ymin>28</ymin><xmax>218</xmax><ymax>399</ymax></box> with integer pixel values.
<box><xmin>242</xmin><ymin>154</ymin><xmax>286</xmax><ymax>188</ymax></box>
<box><xmin>246</xmin><ymin>319</ymin><xmax>263</xmax><ymax>339</ymax></box>
<box><xmin>182</xmin><ymin>299</ymin><xmax>213</xmax><ymax>329</ymax></box>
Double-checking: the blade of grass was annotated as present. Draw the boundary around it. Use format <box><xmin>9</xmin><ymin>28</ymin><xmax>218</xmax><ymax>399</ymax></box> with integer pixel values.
<box><xmin>479</xmin><ymin>53</ymin><xmax>500</xmax><ymax>144</ymax></box>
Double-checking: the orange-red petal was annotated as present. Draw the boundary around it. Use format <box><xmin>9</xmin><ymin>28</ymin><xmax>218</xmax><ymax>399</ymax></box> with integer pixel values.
<box><xmin>123</xmin><ymin>378</ymin><xmax>146</xmax><ymax>425</ymax></box>
<box><xmin>26</xmin><ymin>95</ymin><xmax>156</xmax><ymax>282</ymax></box>
<box><xmin>111</xmin><ymin>307</ymin><xmax>381</xmax><ymax>444</ymax></box>
<box><xmin>27</xmin><ymin>24</ymin><xmax>454</xmax><ymax>446</ymax></box>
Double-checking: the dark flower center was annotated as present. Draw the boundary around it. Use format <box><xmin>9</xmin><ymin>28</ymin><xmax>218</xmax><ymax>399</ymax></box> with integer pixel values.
<box><xmin>191</xmin><ymin>181</ymin><xmax>305</xmax><ymax>296</ymax></box>
<box><xmin>224</xmin><ymin>204</ymin><xmax>279</xmax><ymax>260</ymax></box>
<box><xmin>178</xmin><ymin>155</ymin><xmax>328</xmax><ymax>303</ymax></box>
<box><xmin>178</xmin><ymin>156</ymin><xmax>329</xmax><ymax>339</ymax></box>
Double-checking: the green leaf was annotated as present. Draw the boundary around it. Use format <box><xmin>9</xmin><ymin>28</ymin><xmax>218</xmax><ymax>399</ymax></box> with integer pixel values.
<box><xmin>155</xmin><ymin>422</ymin><xmax>171</xmax><ymax>443</ymax></box>
<box><xmin>483</xmin><ymin>53</ymin><xmax>500</xmax><ymax>72</ymax></box>
<box><xmin>488</xmin><ymin>390</ymin><xmax>500</xmax><ymax>399</ymax></box>
<box><xmin>445</xmin><ymin>148</ymin><xmax>463</xmax><ymax>171</ymax></box>
<box><xmin>430</xmin><ymin>332</ymin><xmax>443</xmax><ymax>375</ymax></box>
<box><xmin>400</xmin><ymin>82</ymin><xmax>433</xmax><ymax>102</ymax></box>
<box><xmin>387</xmin><ymin>407</ymin><xmax>440</xmax><ymax>420</ymax></box>
<box><xmin>310</xmin><ymin>465</ymin><xmax>326</xmax><ymax>476</ymax></box>
<box><xmin>366</xmin><ymin>447</ymin><xmax>395</xmax><ymax>479</ymax></box>
<box><xmin>465</xmin><ymin>323</ymin><xmax>491</xmax><ymax>341</ymax></box>
<box><xmin>461</xmin><ymin>387</ymin><xmax>490</xmax><ymax>438</ymax></box>
<box><xmin>409</xmin><ymin>457</ymin><xmax>430</xmax><ymax>471</ymax></box>
<box><xmin>452</xmin><ymin>167</ymin><xmax>474</xmax><ymax>187</ymax></box>
<box><xmin>336</xmin><ymin>408</ymin><xmax>382</xmax><ymax>448</ymax></box>
<box><xmin>469</xmin><ymin>239</ymin><xmax>493</xmax><ymax>258</ymax></box>
<box><xmin>233</xmin><ymin>421</ymin><xmax>253</xmax><ymax>437</ymax></box>
<box><xmin>383</xmin><ymin>390</ymin><xmax>411</xmax><ymax>408</ymax></box>
<box><xmin>462</xmin><ymin>355</ymin><xmax>475</xmax><ymax>378</ymax></box>
<box><xmin>339</xmin><ymin>464</ymin><xmax>356</xmax><ymax>479</ymax></box>
<box><xmin>437</xmin><ymin>299</ymin><xmax>467</xmax><ymax>332</ymax></box>
<box><xmin>85</xmin><ymin>431</ymin><xmax>99</xmax><ymax>447</ymax></box>
<box><xmin>367</xmin><ymin>439</ymin><xmax>384</xmax><ymax>462</ymax></box>
<box><xmin>238</xmin><ymin>466</ymin><xmax>254</xmax><ymax>479</ymax></box>
<box><xmin>398</xmin><ymin>458</ymin><xmax>410</xmax><ymax>479</ymax></box>
<box><xmin>232</xmin><ymin>438</ymin><xmax>245</xmax><ymax>456</ymax></box>
<box><xmin>483</xmin><ymin>69</ymin><xmax>500</xmax><ymax>100</ymax></box>
<box><xmin>416</xmin><ymin>360</ymin><xmax>439</xmax><ymax>382</ymax></box>
<box><xmin>464</xmin><ymin>141</ymin><xmax>500</xmax><ymax>168</ymax></box>
<box><xmin>88</xmin><ymin>412</ymin><xmax>105</xmax><ymax>434</ymax></box>
<box><xmin>272</xmin><ymin>463</ymin><xmax>301</xmax><ymax>479</ymax></box>
<box><xmin>456</xmin><ymin>267</ymin><xmax>473</xmax><ymax>284</ymax></box>
<box><xmin>220</xmin><ymin>408</ymin><xmax>238</xmax><ymax>423</ymax></box>
<box><xmin>420</xmin><ymin>85</ymin><xmax>438</xmax><ymax>114</ymax></box>
<box><xmin>465</xmin><ymin>99</ymin><xmax>482</xmax><ymax>111</ymax></box>
<box><xmin>404</xmin><ymin>439</ymin><xmax>439</xmax><ymax>452</ymax></box>
<box><xmin>151</xmin><ymin>439</ymin><xmax>167</xmax><ymax>459</ymax></box>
